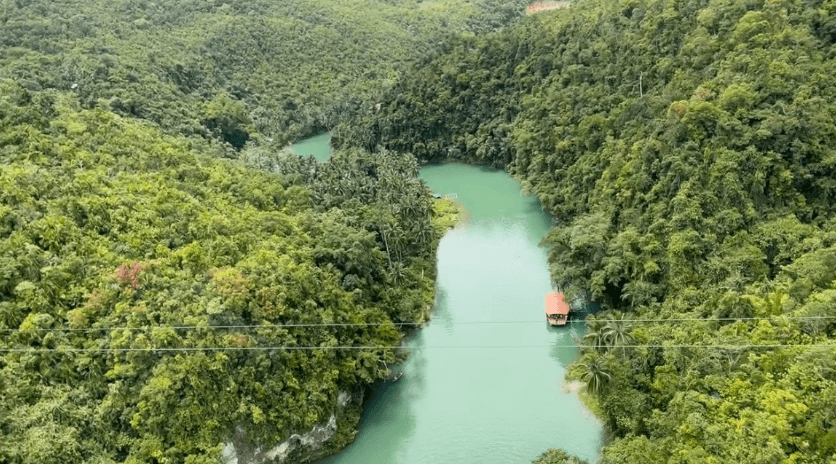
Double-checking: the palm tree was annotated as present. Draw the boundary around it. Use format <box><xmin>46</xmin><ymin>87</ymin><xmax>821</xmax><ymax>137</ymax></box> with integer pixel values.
<box><xmin>603</xmin><ymin>311</ymin><xmax>634</xmax><ymax>353</ymax></box>
<box><xmin>578</xmin><ymin>353</ymin><xmax>613</xmax><ymax>395</ymax></box>
<box><xmin>388</xmin><ymin>261</ymin><xmax>407</xmax><ymax>286</ymax></box>
<box><xmin>581</xmin><ymin>318</ymin><xmax>608</xmax><ymax>352</ymax></box>
<box><xmin>413</xmin><ymin>218</ymin><xmax>433</xmax><ymax>246</ymax></box>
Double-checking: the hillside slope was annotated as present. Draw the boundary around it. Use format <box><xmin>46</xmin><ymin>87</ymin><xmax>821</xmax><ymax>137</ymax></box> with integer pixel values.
<box><xmin>0</xmin><ymin>0</ymin><xmax>529</xmax><ymax>148</ymax></box>
<box><xmin>0</xmin><ymin>0</ymin><xmax>536</xmax><ymax>461</ymax></box>
<box><xmin>0</xmin><ymin>79</ymin><xmax>458</xmax><ymax>462</ymax></box>
<box><xmin>335</xmin><ymin>0</ymin><xmax>836</xmax><ymax>461</ymax></box>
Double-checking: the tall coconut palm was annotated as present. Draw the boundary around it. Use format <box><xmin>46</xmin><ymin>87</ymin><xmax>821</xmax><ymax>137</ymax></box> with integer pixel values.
<box><xmin>388</xmin><ymin>261</ymin><xmax>407</xmax><ymax>286</ymax></box>
<box><xmin>581</xmin><ymin>318</ymin><xmax>608</xmax><ymax>352</ymax></box>
<box><xmin>578</xmin><ymin>353</ymin><xmax>613</xmax><ymax>395</ymax></box>
<box><xmin>413</xmin><ymin>218</ymin><xmax>433</xmax><ymax>246</ymax></box>
<box><xmin>603</xmin><ymin>311</ymin><xmax>634</xmax><ymax>353</ymax></box>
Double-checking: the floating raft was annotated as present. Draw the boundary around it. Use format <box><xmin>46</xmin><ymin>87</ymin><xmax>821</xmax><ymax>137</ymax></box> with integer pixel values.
<box><xmin>545</xmin><ymin>291</ymin><xmax>570</xmax><ymax>326</ymax></box>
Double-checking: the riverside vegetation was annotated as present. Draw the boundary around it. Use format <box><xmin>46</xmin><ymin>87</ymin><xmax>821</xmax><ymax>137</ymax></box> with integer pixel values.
<box><xmin>4</xmin><ymin>0</ymin><xmax>836</xmax><ymax>462</ymax></box>
<box><xmin>336</xmin><ymin>0</ymin><xmax>836</xmax><ymax>462</ymax></box>
<box><xmin>0</xmin><ymin>0</ymin><xmax>527</xmax><ymax>462</ymax></box>
<box><xmin>0</xmin><ymin>84</ymin><xmax>460</xmax><ymax>463</ymax></box>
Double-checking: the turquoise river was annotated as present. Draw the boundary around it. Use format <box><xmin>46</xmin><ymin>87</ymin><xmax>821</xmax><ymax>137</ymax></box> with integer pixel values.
<box><xmin>293</xmin><ymin>138</ymin><xmax>603</xmax><ymax>464</ymax></box>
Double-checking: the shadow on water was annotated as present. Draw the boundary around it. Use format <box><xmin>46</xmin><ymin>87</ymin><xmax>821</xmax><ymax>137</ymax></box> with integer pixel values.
<box><xmin>323</xmin><ymin>382</ymin><xmax>418</xmax><ymax>464</ymax></box>
<box><xmin>474</xmin><ymin>164</ymin><xmax>502</xmax><ymax>173</ymax></box>
<box><xmin>547</xmin><ymin>322</ymin><xmax>585</xmax><ymax>368</ymax></box>
<box><xmin>320</xmin><ymin>327</ymin><xmax>434</xmax><ymax>464</ymax></box>
<box><xmin>432</xmin><ymin>286</ymin><xmax>455</xmax><ymax>334</ymax></box>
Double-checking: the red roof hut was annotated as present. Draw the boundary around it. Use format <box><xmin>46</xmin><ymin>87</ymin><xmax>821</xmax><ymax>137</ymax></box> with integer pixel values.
<box><xmin>545</xmin><ymin>292</ymin><xmax>570</xmax><ymax>326</ymax></box>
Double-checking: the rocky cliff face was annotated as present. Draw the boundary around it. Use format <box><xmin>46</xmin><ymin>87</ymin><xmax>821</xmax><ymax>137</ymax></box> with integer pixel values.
<box><xmin>222</xmin><ymin>390</ymin><xmax>362</xmax><ymax>464</ymax></box>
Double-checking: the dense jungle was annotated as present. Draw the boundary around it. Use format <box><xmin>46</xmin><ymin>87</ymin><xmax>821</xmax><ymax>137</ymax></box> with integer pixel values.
<box><xmin>0</xmin><ymin>0</ymin><xmax>522</xmax><ymax>462</ymax></box>
<box><xmin>3</xmin><ymin>0</ymin><xmax>836</xmax><ymax>462</ymax></box>
<box><xmin>336</xmin><ymin>0</ymin><xmax>836</xmax><ymax>462</ymax></box>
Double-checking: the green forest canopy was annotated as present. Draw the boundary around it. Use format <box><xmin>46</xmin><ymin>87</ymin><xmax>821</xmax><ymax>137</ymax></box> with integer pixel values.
<box><xmin>0</xmin><ymin>0</ymin><xmax>529</xmax><ymax>461</ymax></box>
<box><xmin>0</xmin><ymin>0</ymin><xmax>529</xmax><ymax>149</ymax></box>
<box><xmin>0</xmin><ymin>80</ymin><xmax>466</xmax><ymax>462</ymax></box>
<box><xmin>4</xmin><ymin>0</ymin><xmax>836</xmax><ymax>461</ymax></box>
<box><xmin>335</xmin><ymin>0</ymin><xmax>836</xmax><ymax>462</ymax></box>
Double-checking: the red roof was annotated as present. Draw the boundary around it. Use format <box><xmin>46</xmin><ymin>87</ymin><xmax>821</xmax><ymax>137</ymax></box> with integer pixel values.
<box><xmin>545</xmin><ymin>292</ymin><xmax>570</xmax><ymax>316</ymax></box>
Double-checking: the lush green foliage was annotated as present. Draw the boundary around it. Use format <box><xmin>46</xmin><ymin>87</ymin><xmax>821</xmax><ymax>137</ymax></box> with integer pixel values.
<box><xmin>0</xmin><ymin>79</ymin><xmax>460</xmax><ymax>462</ymax></box>
<box><xmin>0</xmin><ymin>0</ymin><xmax>529</xmax><ymax>149</ymax></box>
<box><xmin>533</xmin><ymin>448</ymin><xmax>588</xmax><ymax>464</ymax></box>
<box><xmin>336</xmin><ymin>0</ymin><xmax>836</xmax><ymax>461</ymax></box>
<box><xmin>0</xmin><ymin>0</ymin><xmax>518</xmax><ymax>461</ymax></box>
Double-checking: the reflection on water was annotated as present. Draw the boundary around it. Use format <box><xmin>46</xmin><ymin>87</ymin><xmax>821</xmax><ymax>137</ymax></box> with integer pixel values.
<box><xmin>320</xmin><ymin>163</ymin><xmax>602</xmax><ymax>464</ymax></box>
<box><xmin>549</xmin><ymin>322</ymin><xmax>586</xmax><ymax>368</ymax></box>
<box><xmin>433</xmin><ymin>287</ymin><xmax>455</xmax><ymax>334</ymax></box>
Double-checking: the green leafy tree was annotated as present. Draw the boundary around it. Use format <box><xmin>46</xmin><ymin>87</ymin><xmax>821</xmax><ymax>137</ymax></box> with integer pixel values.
<box><xmin>533</xmin><ymin>448</ymin><xmax>588</xmax><ymax>464</ymax></box>
<box><xmin>335</xmin><ymin>0</ymin><xmax>836</xmax><ymax>461</ymax></box>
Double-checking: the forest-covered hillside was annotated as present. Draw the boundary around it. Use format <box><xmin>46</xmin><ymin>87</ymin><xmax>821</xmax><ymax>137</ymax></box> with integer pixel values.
<box><xmin>336</xmin><ymin>0</ymin><xmax>836</xmax><ymax>461</ymax></box>
<box><xmin>0</xmin><ymin>78</ymin><xmax>464</xmax><ymax>462</ymax></box>
<box><xmin>0</xmin><ymin>0</ymin><xmax>522</xmax><ymax>461</ymax></box>
<box><xmin>0</xmin><ymin>0</ymin><xmax>529</xmax><ymax>149</ymax></box>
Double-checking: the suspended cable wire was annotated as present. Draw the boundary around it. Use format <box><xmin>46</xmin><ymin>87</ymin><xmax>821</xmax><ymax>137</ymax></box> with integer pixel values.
<box><xmin>1</xmin><ymin>343</ymin><xmax>834</xmax><ymax>353</ymax></box>
<box><xmin>0</xmin><ymin>322</ymin><xmax>424</xmax><ymax>333</ymax></box>
<box><xmin>1</xmin><ymin>315</ymin><xmax>833</xmax><ymax>333</ymax></box>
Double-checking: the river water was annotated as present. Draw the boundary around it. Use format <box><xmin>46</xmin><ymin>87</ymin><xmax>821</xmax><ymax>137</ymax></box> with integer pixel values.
<box><xmin>294</xmin><ymin>139</ymin><xmax>602</xmax><ymax>463</ymax></box>
<box><xmin>290</xmin><ymin>133</ymin><xmax>332</xmax><ymax>162</ymax></box>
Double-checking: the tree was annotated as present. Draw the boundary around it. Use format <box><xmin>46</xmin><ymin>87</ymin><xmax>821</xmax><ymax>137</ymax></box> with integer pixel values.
<box><xmin>533</xmin><ymin>448</ymin><xmax>588</xmax><ymax>464</ymax></box>
<box><xmin>577</xmin><ymin>353</ymin><xmax>612</xmax><ymax>395</ymax></box>
<box><xmin>580</xmin><ymin>318</ymin><xmax>608</xmax><ymax>352</ymax></box>
<box><xmin>602</xmin><ymin>312</ymin><xmax>633</xmax><ymax>353</ymax></box>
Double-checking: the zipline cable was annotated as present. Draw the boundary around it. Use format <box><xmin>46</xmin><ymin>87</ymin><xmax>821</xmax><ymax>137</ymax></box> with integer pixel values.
<box><xmin>1</xmin><ymin>315</ymin><xmax>834</xmax><ymax>333</ymax></box>
<box><xmin>1</xmin><ymin>343</ymin><xmax>835</xmax><ymax>353</ymax></box>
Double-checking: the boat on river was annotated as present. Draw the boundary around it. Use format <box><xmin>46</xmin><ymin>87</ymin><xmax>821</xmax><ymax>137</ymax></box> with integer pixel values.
<box><xmin>545</xmin><ymin>292</ymin><xmax>570</xmax><ymax>326</ymax></box>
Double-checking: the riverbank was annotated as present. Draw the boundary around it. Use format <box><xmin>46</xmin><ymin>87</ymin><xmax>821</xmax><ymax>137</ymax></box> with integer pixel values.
<box><xmin>327</xmin><ymin>198</ymin><xmax>465</xmax><ymax>458</ymax></box>
<box><xmin>321</xmin><ymin>163</ymin><xmax>602</xmax><ymax>464</ymax></box>
<box><xmin>301</xmin><ymin>196</ymin><xmax>465</xmax><ymax>464</ymax></box>
<box><xmin>221</xmin><ymin>141</ymin><xmax>467</xmax><ymax>464</ymax></box>
<box><xmin>431</xmin><ymin>197</ymin><xmax>466</xmax><ymax>236</ymax></box>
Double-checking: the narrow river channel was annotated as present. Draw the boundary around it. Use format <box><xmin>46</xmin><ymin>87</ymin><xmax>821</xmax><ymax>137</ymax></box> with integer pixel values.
<box><xmin>292</xmin><ymin>138</ymin><xmax>602</xmax><ymax>463</ymax></box>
